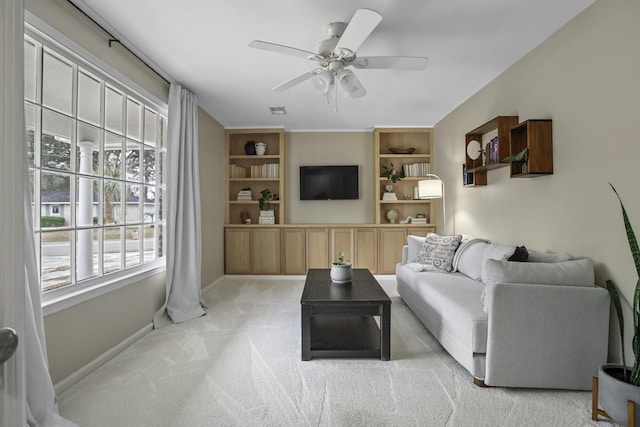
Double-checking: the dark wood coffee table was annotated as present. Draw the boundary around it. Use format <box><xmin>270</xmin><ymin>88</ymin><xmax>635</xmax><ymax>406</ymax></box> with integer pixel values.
<box><xmin>300</xmin><ymin>268</ymin><xmax>391</xmax><ymax>361</ymax></box>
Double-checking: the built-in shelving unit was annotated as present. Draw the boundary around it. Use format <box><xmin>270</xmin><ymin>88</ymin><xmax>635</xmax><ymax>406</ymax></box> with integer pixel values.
<box><xmin>225</xmin><ymin>129</ymin><xmax>285</xmax><ymax>224</ymax></box>
<box><xmin>374</xmin><ymin>128</ymin><xmax>435</xmax><ymax>227</ymax></box>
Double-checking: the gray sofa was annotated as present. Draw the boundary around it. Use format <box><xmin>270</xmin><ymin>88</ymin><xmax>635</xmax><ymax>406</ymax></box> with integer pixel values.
<box><xmin>396</xmin><ymin>234</ymin><xmax>610</xmax><ymax>390</ymax></box>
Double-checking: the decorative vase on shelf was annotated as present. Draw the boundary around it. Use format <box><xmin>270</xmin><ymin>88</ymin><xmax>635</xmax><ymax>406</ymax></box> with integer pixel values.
<box><xmin>244</xmin><ymin>141</ymin><xmax>256</xmax><ymax>155</ymax></box>
<box><xmin>255</xmin><ymin>142</ymin><xmax>266</xmax><ymax>155</ymax></box>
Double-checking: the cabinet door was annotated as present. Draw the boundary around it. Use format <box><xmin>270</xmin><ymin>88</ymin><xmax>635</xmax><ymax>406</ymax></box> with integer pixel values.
<box><xmin>378</xmin><ymin>228</ymin><xmax>407</xmax><ymax>274</ymax></box>
<box><xmin>225</xmin><ymin>228</ymin><xmax>252</xmax><ymax>274</ymax></box>
<box><xmin>282</xmin><ymin>228</ymin><xmax>306</xmax><ymax>275</ymax></box>
<box><xmin>354</xmin><ymin>228</ymin><xmax>377</xmax><ymax>273</ymax></box>
<box><xmin>306</xmin><ymin>228</ymin><xmax>329</xmax><ymax>269</ymax></box>
<box><xmin>330</xmin><ymin>228</ymin><xmax>354</xmax><ymax>265</ymax></box>
<box><xmin>252</xmin><ymin>228</ymin><xmax>281</xmax><ymax>274</ymax></box>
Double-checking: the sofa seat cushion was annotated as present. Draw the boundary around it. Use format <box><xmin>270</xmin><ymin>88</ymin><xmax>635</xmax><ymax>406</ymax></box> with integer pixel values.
<box><xmin>397</xmin><ymin>264</ymin><xmax>488</xmax><ymax>353</ymax></box>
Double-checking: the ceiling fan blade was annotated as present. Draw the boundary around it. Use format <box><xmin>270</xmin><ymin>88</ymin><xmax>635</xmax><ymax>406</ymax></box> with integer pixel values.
<box><xmin>353</xmin><ymin>56</ymin><xmax>430</xmax><ymax>70</ymax></box>
<box><xmin>249</xmin><ymin>40</ymin><xmax>315</xmax><ymax>59</ymax></box>
<box><xmin>334</xmin><ymin>9</ymin><xmax>382</xmax><ymax>56</ymax></box>
<box><xmin>272</xmin><ymin>70</ymin><xmax>319</xmax><ymax>91</ymax></box>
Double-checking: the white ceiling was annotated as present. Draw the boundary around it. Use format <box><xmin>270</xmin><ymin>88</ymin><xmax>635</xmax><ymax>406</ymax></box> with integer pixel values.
<box><xmin>71</xmin><ymin>0</ymin><xmax>595</xmax><ymax>131</ymax></box>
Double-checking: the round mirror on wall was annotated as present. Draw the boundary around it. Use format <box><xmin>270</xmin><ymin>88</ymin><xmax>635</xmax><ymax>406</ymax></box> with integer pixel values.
<box><xmin>466</xmin><ymin>139</ymin><xmax>482</xmax><ymax>160</ymax></box>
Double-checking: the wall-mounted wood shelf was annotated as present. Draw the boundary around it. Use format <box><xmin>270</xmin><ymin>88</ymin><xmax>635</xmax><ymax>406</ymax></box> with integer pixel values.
<box><xmin>509</xmin><ymin>120</ymin><xmax>553</xmax><ymax>177</ymax></box>
<box><xmin>464</xmin><ymin>116</ymin><xmax>519</xmax><ymax>186</ymax></box>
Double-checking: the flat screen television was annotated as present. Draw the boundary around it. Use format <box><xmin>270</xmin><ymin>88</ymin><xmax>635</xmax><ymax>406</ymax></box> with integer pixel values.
<box><xmin>299</xmin><ymin>165</ymin><xmax>359</xmax><ymax>200</ymax></box>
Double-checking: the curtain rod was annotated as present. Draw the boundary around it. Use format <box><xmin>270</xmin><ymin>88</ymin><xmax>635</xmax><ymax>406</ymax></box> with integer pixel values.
<box><xmin>65</xmin><ymin>0</ymin><xmax>171</xmax><ymax>85</ymax></box>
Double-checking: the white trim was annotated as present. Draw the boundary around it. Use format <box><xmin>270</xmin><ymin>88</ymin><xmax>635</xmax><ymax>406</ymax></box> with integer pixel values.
<box><xmin>201</xmin><ymin>275</ymin><xmax>225</xmax><ymax>295</ymax></box>
<box><xmin>53</xmin><ymin>322</ymin><xmax>153</xmax><ymax>395</ymax></box>
<box><xmin>42</xmin><ymin>263</ymin><xmax>165</xmax><ymax>316</ymax></box>
<box><xmin>219</xmin><ymin>274</ymin><xmax>397</xmax><ymax>282</ymax></box>
<box><xmin>25</xmin><ymin>11</ymin><xmax>168</xmax><ymax>114</ymax></box>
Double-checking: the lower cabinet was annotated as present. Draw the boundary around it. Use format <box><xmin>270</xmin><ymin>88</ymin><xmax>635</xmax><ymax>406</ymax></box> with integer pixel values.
<box><xmin>282</xmin><ymin>228</ymin><xmax>306</xmax><ymax>274</ymax></box>
<box><xmin>225</xmin><ymin>225</ymin><xmax>436</xmax><ymax>275</ymax></box>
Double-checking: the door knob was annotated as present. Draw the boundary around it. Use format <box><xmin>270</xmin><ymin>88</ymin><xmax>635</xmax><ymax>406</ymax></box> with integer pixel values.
<box><xmin>0</xmin><ymin>328</ymin><xmax>18</xmax><ymax>365</ymax></box>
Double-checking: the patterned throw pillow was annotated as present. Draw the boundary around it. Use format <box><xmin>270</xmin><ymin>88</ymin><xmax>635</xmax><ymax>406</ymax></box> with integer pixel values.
<box><xmin>416</xmin><ymin>233</ymin><xmax>463</xmax><ymax>272</ymax></box>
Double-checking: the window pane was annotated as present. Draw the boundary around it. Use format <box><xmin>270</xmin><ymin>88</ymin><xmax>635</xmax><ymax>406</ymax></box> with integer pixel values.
<box><xmin>78</xmin><ymin>70</ymin><xmax>101</xmax><ymax>126</ymax></box>
<box><xmin>105</xmin><ymin>86</ymin><xmax>123</xmax><ymax>134</ymax></box>
<box><xmin>41</xmin><ymin>230</ymin><xmax>71</xmax><ymax>291</ymax></box>
<box><xmin>25</xmin><ymin>104</ymin><xmax>37</xmax><ymax>166</ymax></box>
<box><xmin>143</xmin><ymin>185</ymin><xmax>155</xmax><ymax>222</ymax></box>
<box><xmin>143</xmin><ymin>224</ymin><xmax>156</xmax><ymax>263</ymax></box>
<box><xmin>42</xmin><ymin>109</ymin><xmax>72</xmax><ymax>171</ymax></box>
<box><xmin>126</xmin><ymin>98</ymin><xmax>141</xmax><ymax>141</ymax></box>
<box><xmin>24</xmin><ymin>39</ymin><xmax>37</xmax><ymax>102</ymax></box>
<box><xmin>42</xmin><ymin>49</ymin><xmax>73</xmax><ymax>115</ymax></box>
<box><xmin>144</xmin><ymin>108</ymin><xmax>156</xmax><ymax>146</ymax></box>
<box><xmin>41</xmin><ymin>172</ymin><xmax>70</xmax><ymax>227</ymax></box>
<box><xmin>76</xmin><ymin>176</ymin><xmax>98</xmax><ymax>226</ymax></box>
<box><xmin>104</xmin><ymin>227</ymin><xmax>122</xmax><ymax>274</ymax></box>
<box><xmin>76</xmin><ymin>125</ymin><xmax>100</xmax><ymax>175</ymax></box>
<box><xmin>76</xmin><ymin>228</ymin><xmax>98</xmax><ymax>281</ymax></box>
<box><xmin>125</xmin><ymin>140</ymin><xmax>141</xmax><ymax>181</ymax></box>
<box><xmin>104</xmin><ymin>132</ymin><xmax>123</xmax><ymax>179</ymax></box>
<box><xmin>125</xmin><ymin>183</ymin><xmax>140</xmax><ymax>224</ymax></box>
<box><xmin>126</xmin><ymin>226</ymin><xmax>141</xmax><ymax>267</ymax></box>
<box><xmin>143</xmin><ymin>145</ymin><xmax>156</xmax><ymax>184</ymax></box>
<box><xmin>30</xmin><ymin>169</ymin><xmax>38</xmax><ymax>230</ymax></box>
<box><xmin>104</xmin><ymin>179</ymin><xmax>122</xmax><ymax>225</ymax></box>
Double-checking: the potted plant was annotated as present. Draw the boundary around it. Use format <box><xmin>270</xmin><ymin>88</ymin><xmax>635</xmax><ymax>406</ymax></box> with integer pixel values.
<box><xmin>595</xmin><ymin>183</ymin><xmax>640</xmax><ymax>425</ymax></box>
<box><xmin>502</xmin><ymin>148</ymin><xmax>528</xmax><ymax>173</ymax></box>
<box><xmin>381</xmin><ymin>163</ymin><xmax>403</xmax><ymax>192</ymax></box>
<box><xmin>330</xmin><ymin>251</ymin><xmax>352</xmax><ymax>283</ymax></box>
<box><xmin>258</xmin><ymin>188</ymin><xmax>279</xmax><ymax>211</ymax></box>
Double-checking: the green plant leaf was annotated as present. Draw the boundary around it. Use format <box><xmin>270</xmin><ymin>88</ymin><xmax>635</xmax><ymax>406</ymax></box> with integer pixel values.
<box><xmin>607</xmin><ymin>279</ymin><xmax>628</xmax><ymax>380</ymax></box>
<box><xmin>502</xmin><ymin>148</ymin><xmax>528</xmax><ymax>163</ymax></box>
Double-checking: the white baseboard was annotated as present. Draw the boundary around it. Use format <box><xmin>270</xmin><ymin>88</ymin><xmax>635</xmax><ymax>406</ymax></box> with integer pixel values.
<box><xmin>54</xmin><ymin>323</ymin><xmax>153</xmax><ymax>395</ymax></box>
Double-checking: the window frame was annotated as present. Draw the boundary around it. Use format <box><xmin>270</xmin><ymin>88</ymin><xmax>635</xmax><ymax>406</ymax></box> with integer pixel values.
<box><xmin>25</xmin><ymin>13</ymin><xmax>168</xmax><ymax>316</ymax></box>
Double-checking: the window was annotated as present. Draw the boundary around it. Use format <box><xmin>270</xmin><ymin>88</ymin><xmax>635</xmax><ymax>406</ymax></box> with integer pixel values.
<box><xmin>24</xmin><ymin>28</ymin><xmax>167</xmax><ymax>299</ymax></box>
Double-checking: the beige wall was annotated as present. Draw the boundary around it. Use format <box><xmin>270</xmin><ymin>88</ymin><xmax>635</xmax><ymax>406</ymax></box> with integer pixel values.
<box><xmin>435</xmin><ymin>0</ymin><xmax>640</xmax><ymax>362</ymax></box>
<box><xmin>26</xmin><ymin>0</ymin><xmax>226</xmax><ymax>383</ymax></box>
<box><xmin>198</xmin><ymin>108</ymin><xmax>225</xmax><ymax>286</ymax></box>
<box><xmin>286</xmin><ymin>131</ymin><xmax>374</xmax><ymax>224</ymax></box>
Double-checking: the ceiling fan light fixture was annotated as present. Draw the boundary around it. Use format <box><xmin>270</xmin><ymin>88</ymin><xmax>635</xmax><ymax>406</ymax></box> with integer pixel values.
<box><xmin>338</xmin><ymin>70</ymin><xmax>366</xmax><ymax>98</ymax></box>
<box><xmin>312</xmin><ymin>70</ymin><xmax>332</xmax><ymax>94</ymax></box>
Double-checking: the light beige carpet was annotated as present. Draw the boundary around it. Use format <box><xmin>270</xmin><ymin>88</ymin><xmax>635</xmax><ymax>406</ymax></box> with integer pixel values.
<box><xmin>58</xmin><ymin>277</ymin><xmax>609</xmax><ymax>426</ymax></box>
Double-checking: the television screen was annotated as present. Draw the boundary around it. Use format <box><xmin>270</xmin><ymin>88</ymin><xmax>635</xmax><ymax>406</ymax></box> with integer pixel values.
<box><xmin>300</xmin><ymin>165</ymin><xmax>359</xmax><ymax>200</ymax></box>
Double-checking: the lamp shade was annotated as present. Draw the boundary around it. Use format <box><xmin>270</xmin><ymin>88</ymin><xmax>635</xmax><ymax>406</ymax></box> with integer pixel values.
<box><xmin>418</xmin><ymin>179</ymin><xmax>443</xmax><ymax>199</ymax></box>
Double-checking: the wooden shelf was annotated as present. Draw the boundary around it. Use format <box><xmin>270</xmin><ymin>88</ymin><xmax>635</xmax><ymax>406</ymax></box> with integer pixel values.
<box><xmin>509</xmin><ymin>120</ymin><xmax>553</xmax><ymax>177</ymax></box>
<box><xmin>464</xmin><ymin>116</ymin><xmax>518</xmax><ymax>185</ymax></box>
<box><xmin>225</xmin><ymin>129</ymin><xmax>285</xmax><ymax>224</ymax></box>
<box><xmin>374</xmin><ymin>128</ymin><xmax>435</xmax><ymax>228</ymax></box>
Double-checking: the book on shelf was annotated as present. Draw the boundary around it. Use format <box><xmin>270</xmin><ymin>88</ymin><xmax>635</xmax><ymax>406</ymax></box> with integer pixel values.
<box><xmin>229</xmin><ymin>164</ymin><xmax>248</xmax><ymax>178</ymax></box>
<box><xmin>250</xmin><ymin>163</ymin><xmax>279</xmax><ymax>178</ymax></box>
<box><xmin>236</xmin><ymin>189</ymin><xmax>252</xmax><ymax>201</ymax></box>
<box><xmin>402</xmin><ymin>162</ymin><xmax>430</xmax><ymax>177</ymax></box>
<box><xmin>382</xmin><ymin>192</ymin><xmax>398</xmax><ymax>200</ymax></box>
<box><xmin>258</xmin><ymin>209</ymin><xmax>276</xmax><ymax>224</ymax></box>
<box><xmin>410</xmin><ymin>217</ymin><xmax>427</xmax><ymax>224</ymax></box>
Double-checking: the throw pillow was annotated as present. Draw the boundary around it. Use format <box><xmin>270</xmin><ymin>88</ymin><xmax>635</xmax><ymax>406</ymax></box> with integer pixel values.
<box><xmin>416</xmin><ymin>232</ymin><xmax>463</xmax><ymax>272</ymax></box>
<box><xmin>455</xmin><ymin>240</ymin><xmax>490</xmax><ymax>281</ymax></box>
<box><xmin>407</xmin><ymin>235</ymin><xmax>427</xmax><ymax>263</ymax></box>
<box><xmin>480</xmin><ymin>244</ymin><xmax>516</xmax><ymax>283</ymax></box>
<box><xmin>507</xmin><ymin>245</ymin><xmax>529</xmax><ymax>262</ymax></box>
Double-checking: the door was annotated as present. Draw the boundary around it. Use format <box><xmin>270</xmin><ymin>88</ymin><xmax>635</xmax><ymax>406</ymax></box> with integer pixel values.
<box><xmin>281</xmin><ymin>228</ymin><xmax>305</xmax><ymax>274</ymax></box>
<box><xmin>306</xmin><ymin>228</ymin><xmax>329</xmax><ymax>269</ymax></box>
<box><xmin>225</xmin><ymin>228</ymin><xmax>252</xmax><ymax>274</ymax></box>
<box><xmin>252</xmin><ymin>228</ymin><xmax>281</xmax><ymax>274</ymax></box>
<box><xmin>378</xmin><ymin>228</ymin><xmax>407</xmax><ymax>274</ymax></box>
<box><xmin>1</xmin><ymin>0</ymin><xmax>27</xmax><ymax>424</ymax></box>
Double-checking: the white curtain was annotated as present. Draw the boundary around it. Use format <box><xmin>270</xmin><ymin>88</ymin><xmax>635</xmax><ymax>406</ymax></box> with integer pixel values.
<box><xmin>154</xmin><ymin>84</ymin><xmax>206</xmax><ymax>327</ymax></box>
<box><xmin>2</xmin><ymin>0</ymin><xmax>76</xmax><ymax>425</ymax></box>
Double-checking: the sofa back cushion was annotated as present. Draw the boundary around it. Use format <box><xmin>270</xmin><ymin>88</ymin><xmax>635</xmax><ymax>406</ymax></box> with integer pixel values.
<box><xmin>455</xmin><ymin>240</ymin><xmax>490</xmax><ymax>281</ymax></box>
<box><xmin>416</xmin><ymin>233</ymin><xmax>463</xmax><ymax>272</ymax></box>
<box><xmin>527</xmin><ymin>250</ymin><xmax>573</xmax><ymax>263</ymax></box>
<box><xmin>484</xmin><ymin>258</ymin><xmax>595</xmax><ymax>287</ymax></box>
<box><xmin>480</xmin><ymin>244</ymin><xmax>517</xmax><ymax>283</ymax></box>
<box><xmin>407</xmin><ymin>235</ymin><xmax>426</xmax><ymax>263</ymax></box>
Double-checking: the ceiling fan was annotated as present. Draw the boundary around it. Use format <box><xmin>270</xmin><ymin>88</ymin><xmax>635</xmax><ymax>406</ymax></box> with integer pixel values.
<box><xmin>248</xmin><ymin>9</ymin><xmax>429</xmax><ymax>109</ymax></box>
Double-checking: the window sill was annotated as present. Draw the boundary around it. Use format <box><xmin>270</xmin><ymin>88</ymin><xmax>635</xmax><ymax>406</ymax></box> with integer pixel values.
<box><xmin>42</xmin><ymin>259</ymin><xmax>166</xmax><ymax>317</ymax></box>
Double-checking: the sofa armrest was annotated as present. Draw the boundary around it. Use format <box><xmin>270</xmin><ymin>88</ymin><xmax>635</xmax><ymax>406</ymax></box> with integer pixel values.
<box><xmin>401</xmin><ymin>245</ymin><xmax>408</xmax><ymax>264</ymax></box>
<box><xmin>485</xmin><ymin>282</ymin><xmax>609</xmax><ymax>390</ymax></box>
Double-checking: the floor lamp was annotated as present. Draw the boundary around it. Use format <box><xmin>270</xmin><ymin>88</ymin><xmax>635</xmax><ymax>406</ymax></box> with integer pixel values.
<box><xmin>418</xmin><ymin>174</ymin><xmax>446</xmax><ymax>233</ymax></box>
